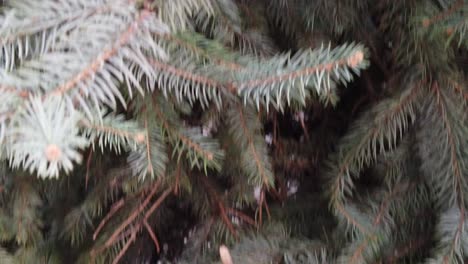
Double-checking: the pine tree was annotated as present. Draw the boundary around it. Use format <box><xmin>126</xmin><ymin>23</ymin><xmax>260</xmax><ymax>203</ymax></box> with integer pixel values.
<box><xmin>0</xmin><ymin>0</ymin><xmax>466</xmax><ymax>263</ymax></box>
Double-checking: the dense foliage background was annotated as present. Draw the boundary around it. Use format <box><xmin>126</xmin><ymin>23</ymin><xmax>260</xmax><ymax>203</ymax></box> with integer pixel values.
<box><xmin>0</xmin><ymin>0</ymin><xmax>467</xmax><ymax>263</ymax></box>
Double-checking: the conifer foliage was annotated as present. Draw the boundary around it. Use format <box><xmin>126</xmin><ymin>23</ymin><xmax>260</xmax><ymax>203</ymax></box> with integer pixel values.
<box><xmin>0</xmin><ymin>0</ymin><xmax>466</xmax><ymax>263</ymax></box>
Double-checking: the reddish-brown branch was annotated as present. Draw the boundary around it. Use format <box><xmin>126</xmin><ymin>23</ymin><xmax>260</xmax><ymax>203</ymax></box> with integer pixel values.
<box><xmin>422</xmin><ymin>0</ymin><xmax>464</xmax><ymax>28</ymax></box>
<box><xmin>93</xmin><ymin>198</ymin><xmax>125</xmax><ymax>241</ymax></box>
<box><xmin>197</xmin><ymin>174</ymin><xmax>239</xmax><ymax>237</ymax></box>
<box><xmin>383</xmin><ymin>236</ymin><xmax>431</xmax><ymax>263</ymax></box>
<box><xmin>0</xmin><ymin>86</ymin><xmax>30</xmax><ymax>99</ymax></box>
<box><xmin>350</xmin><ymin>183</ymin><xmax>411</xmax><ymax>263</ymax></box>
<box><xmin>174</xmin><ymin>163</ymin><xmax>181</xmax><ymax>195</ymax></box>
<box><xmin>299</xmin><ymin>113</ymin><xmax>310</xmax><ymax>141</ymax></box>
<box><xmin>336</xmin><ymin>202</ymin><xmax>368</xmax><ymax>234</ymax></box>
<box><xmin>143</xmin><ymin>219</ymin><xmax>160</xmax><ymax>253</ymax></box>
<box><xmin>144</xmin><ymin>188</ymin><xmax>172</xmax><ymax>220</ymax></box>
<box><xmin>143</xmin><ymin>115</ymin><xmax>154</xmax><ymax>175</ymax></box>
<box><xmin>102</xmin><ymin>180</ymin><xmax>160</xmax><ymax>249</ymax></box>
<box><xmin>256</xmin><ymin>189</ymin><xmax>271</xmax><ymax>226</ymax></box>
<box><xmin>449</xmin><ymin>79</ymin><xmax>468</xmax><ymax>104</ymax></box>
<box><xmin>112</xmin><ymin>229</ymin><xmax>137</xmax><ymax>264</ymax></box>
<box><xmin>218</xmin><ymin>201</ymin><xmax>238</xmax><ymax>238</ymax></box>
<box><xmin>273</xmin><ymin>112</ymin><xmax>278</xmax><ymax>146</ymax></box>
<box><xmin>226</xmin><ymin>208</ymin><xmax>257</xmax><ymax>227</ymax></box>
<box><xmin>85</xmin><ymin>149</ymin><xmax>93</xmax><ymax>190</ymax></box>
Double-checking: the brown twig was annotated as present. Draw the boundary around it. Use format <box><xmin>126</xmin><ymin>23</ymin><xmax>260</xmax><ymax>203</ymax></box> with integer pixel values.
<box><xmin>85</xmin><ymin>149</ymin><xmax>94</xmax><ymax>191</ymax></box>
<box><xmin>218</xmin><ymin>201</ymin><xmax>238</xmax><ymax>238</ymax></box>
<box><xmin>143</xmin><ymin>219</ymin><xmax>160</xmax><ymax>253</ymax></box>
<box><xmin>93</xmin><ymin>198</ymin><xmax>125</xmax><ymax>240</ymax></box>
<box><xmin>422</xmin><ymin>0</ymin><xmax>464</xmax><ymax>28</ymax></box>
<box><xmin>383</xmin><ymin>236</ymin><xmax>430</xmax><ymax>263</ymax></box>
<box><xmin>143</xmin><ymin>188</ymin><xmax>172</xmax><ymax>220</ymax></box>
<box><xmin>226</xmin><ymin>208</ymin><xmax>257</xmax><ymax>227</ymax></box>
<box><xmin>197</xmin><ymin>174</ymin><xmax>240</xmax><ymax>237</ymax></box>
<box><xmin>101</xmin><ymin>181</ymin><xmax>160</xmax><ymax>250</ymax></box>
<box><xmin>174</xmin><ymin>163</ymin><xmax>181</xmax><ymax>195</ymax></box>
<box><xmin>112</xmin><ymin>229</ymin><xmax>137</xmax><ymax>264</ymax></box>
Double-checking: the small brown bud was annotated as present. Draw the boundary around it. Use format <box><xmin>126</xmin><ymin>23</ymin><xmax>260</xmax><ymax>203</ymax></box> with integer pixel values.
<box><xmin>45</xmin><ymin>144</ymin><xmax>62</xmax><ymax>162</ymax></box>
<box><xmin>347</xmin><ymin>51</ymin><xmax>364</xmax><ymax>68</ymax></box>
<box><xmin>446</xmin><ymin>27</ymin><xmax>454</xmax><ymax>36</ymax></box>
<box><xmin>135</xmin><ymin>133</ymin><xmax>146</xmax><ymax>143</ymax></box>
<box><xmin>422</xmin><ymin>18</ymin><xmax>430</xmax><ymax>27</ymax></box>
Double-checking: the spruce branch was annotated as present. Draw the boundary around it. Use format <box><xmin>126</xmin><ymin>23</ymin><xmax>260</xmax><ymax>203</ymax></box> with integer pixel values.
<box><xmin>195</xmin><ymin>0</ymin><xmax>275</xmax><ymax>57</ymax></box>
<box><xmin>149</xmin><ymin>57</ymin><xmax>227</xmax><ymax>106</ymax></box>
<box><xmin>93</xmin><ymin>198</ymin><xmax>125</xmax><ymax>241</ymax></box>
<box><xmin>127</xmin><ymin>113</ymin><xmax>167</xmax><ymax>179</ymax></box>
<box><xmin>156</xmin><ymin>32</ymin><xmax>244</xmax><ymax>71</ymax></box>
<box><xmin>12</xmin><ymin>178</ymin><xmax>43</xmax><ymax>246</ymax></box>
<box><xmin>197</xmin><ymin>174</ymin><xmax>239</xmax><ymax>238</ymax></box>
<box><xmin>81</xmin><ymin>114</ymin><xmax>144</xmax><ymax>154</ymax></box>
<box><xmin>46</xmin><ymin>9</ymin><xmax>168</xmax><ymax>111</ymax></box>
<box><xmin>421</xmin><ymin>0</ymin><xmax>465</xmax><ymax>28</ymax></box>
<box><xmin>419</xmin><ymin>81</ymin><xmax>468</xmax><ymax>263</ymax></box>
<box><xmin>339</xmin><ymin>183</ymin><xmax>412</xmax><ymax>264</ymax></box>
<box><xmin>328</xmin><ymin>78</ymin><xmax>423</xmax><ymax>231</ymax></box>
<box><xmin>156</xmin><ymin>0</ymin><xmax>214</xmax><ymax>31</ymax></box>
<box><xmin>234</xmin><ymin>43</ymin><xmax>368</xmax><ymax>110</ymax></box>
<box><xmin>150</xmin><ymin>95</ymin><xmax>224</xmax><ymax>172</ymax></box>
<box><xmin>7</xmin><ymin>97</ymin><xmax>89</xmax><ymax>178</ymax></box>
<box><xmin>92</xmin><ymin>180</ymin><xmax>161</xmax><ymax>256</ymax></box>
<box><xmin>111</xmin><ymin>228</ymin><xmax>136</xmax><ymax>264</ymax></box>
<box><xmin>227</xmin><ymin>102</ymin><xmax>274</xmax><ymax>188</ymax></box>
<box><xmin>0</xmin><ymin>0</ymin><xmax>119</xmax><ymax>70</ymax></box>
